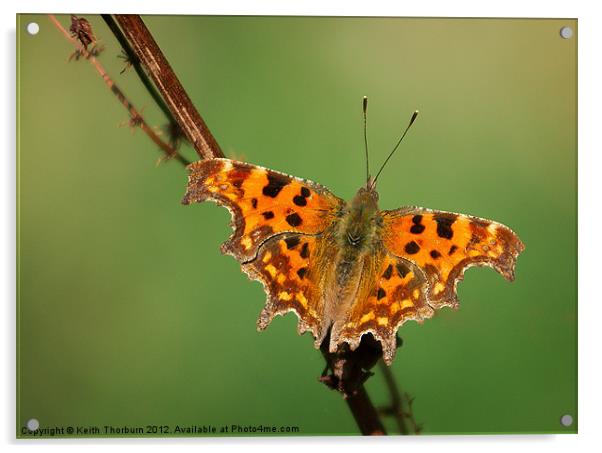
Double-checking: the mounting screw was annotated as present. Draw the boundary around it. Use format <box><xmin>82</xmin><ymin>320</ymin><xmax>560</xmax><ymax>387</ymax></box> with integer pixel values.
<box><xmin>26</xmin><ymin>22</ymin><xmax>40</xmax><ymax>36</ymax></box>
<box><xmin>559</xmin><ymin>26</ymin><xmax>573</xmax><ymax>39</ymax></box>
<box><xmin>26</xmin><ymin>418</ymin><xmax>40</xmax><ymax>431</ymax></box>
<box><xmin>560</xmin><ymin>414</ymin><xmax>573</xmax><ymax>427</ymax></box>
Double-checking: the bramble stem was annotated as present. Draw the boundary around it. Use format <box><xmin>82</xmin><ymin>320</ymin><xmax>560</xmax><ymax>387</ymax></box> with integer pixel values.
<box><xmin>319</xmin><ymin>333</ymin><xmax>387</xmax><ymax>435</ymax></box>
<box><xmin>347</xmin><ymin>387</ymin><xmax>386</xmax><ymax>435</ymax></box>
<box><xmin>113</xmin><ymin>15</ymin><xmax>223</xmax><ymax>160</ymax></box>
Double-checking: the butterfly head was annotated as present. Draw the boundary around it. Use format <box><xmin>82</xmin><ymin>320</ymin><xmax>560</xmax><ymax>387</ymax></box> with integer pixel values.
<box><xmin>353</xmin><ymin>184</ymin><xmax>379</xmax><ymax>207</ymax></box>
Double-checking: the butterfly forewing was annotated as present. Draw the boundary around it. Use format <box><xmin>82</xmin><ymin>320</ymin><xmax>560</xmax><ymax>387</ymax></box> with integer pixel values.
<box><xmin>381</xmin><ymin>208</ymin><xmax>525</xmax><ymax>308</ymax></box>
<box><xmin>182</xmin><ymin>159</ymin><xmax>345</xmax><ymax>262</ymax></box>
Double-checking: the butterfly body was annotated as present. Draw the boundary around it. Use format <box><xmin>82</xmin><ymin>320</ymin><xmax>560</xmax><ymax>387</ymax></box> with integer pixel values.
<box><xmin>324</xmin><ymin>187</ymin><xmax>383</xmax><ymax>338</ymax></box>
<box><xmin>183</xmin><ymin>158</ymin><xmax>524</xmax><ymax>365</ymax></box>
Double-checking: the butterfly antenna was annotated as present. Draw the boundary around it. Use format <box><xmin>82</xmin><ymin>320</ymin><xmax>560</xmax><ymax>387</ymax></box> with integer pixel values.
<box><xmin>372</xmin><ymin>110</ymin><xmax>419</xmax><ymax>185</ymax></box>
<box><xmin>363</xmin><ymin>96</ymin><xmax>370</xmax><ymax>183</ymax></box>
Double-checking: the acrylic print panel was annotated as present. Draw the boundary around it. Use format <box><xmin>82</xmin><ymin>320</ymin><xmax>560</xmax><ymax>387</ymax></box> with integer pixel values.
<box><xmin>16</xmin><ymin>14</ymin><xmax>577</xmax><ymax>437</ymax></box>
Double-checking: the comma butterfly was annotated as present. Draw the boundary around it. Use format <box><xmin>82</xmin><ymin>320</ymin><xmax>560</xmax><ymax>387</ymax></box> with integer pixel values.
<box><xmin>182</xmin><ymin>99</ymin><xmax>525</xmax><ymax>365</ymax></box>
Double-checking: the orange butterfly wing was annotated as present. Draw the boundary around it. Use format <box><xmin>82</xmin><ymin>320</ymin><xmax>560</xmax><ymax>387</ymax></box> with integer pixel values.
<box><xmin>332</xmin><ymin>207</ymin><xmax>524</xmax><ymax>364</ymax></box>
<box><xmin>381</xmin><ymin>208</ymin><xmax>525</xmax><ymax>308</ymax></box>
<box><xmin>182</xmin><ymin>158</ymin><xmax>345</xmax><ymax>340</ymax></box>
<box><xmin>182</xmin><ymin>159</ymin><xmax>344</xmax><ymax>261</ymax></box>
<box><xmin>245</xmin><ymin>232</ymin><xmax>340</xmax><ymax>344</ymax></box>
<box><xmin>331</xmin><ymin>251</ymin><xmax>434</xmax><ymax>364</ymax></box>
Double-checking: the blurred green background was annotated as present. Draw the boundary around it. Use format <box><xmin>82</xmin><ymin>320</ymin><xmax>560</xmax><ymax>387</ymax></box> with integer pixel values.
<box><xmin>17</xmin><ymin>15</ymin><xmax>577</xmax><ymax>436</ymax></box>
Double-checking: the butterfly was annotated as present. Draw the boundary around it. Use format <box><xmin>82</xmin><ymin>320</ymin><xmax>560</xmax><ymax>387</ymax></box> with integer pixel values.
<box><xmin>182</xmin><ymin>100</ymin><xmax>525</xmax><ymax>365</ymax></box>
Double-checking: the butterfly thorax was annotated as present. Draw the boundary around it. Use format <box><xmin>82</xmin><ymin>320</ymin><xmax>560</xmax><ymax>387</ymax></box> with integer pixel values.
<box><xmin>338</xmin><ymin>186</ymin><xmax>381</xmax><ymax>248</ymax></box>
<box><xmin>330</xmin><ymin>186</ymin><xmax>383</xmax><ymax>293</ymax></box>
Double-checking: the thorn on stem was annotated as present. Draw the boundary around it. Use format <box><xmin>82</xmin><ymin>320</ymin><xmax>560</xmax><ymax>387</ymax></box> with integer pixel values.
<box><xmin>156</xmin><ymin>153</ymin><xmax>176</xmax><ymax>166</ymax></box>
<box><xmin>118</xmin><ymin>49</ymin><xmax>137</xmax><ymax>74</ymax></box>
<box><xmin>118</xmin><ymin>110</ymin><xmax>144</xmax><ymax>133</ymax></box>
<box><xmin>164</xmin><ymin>121</ymin><xmax>186</xmax><ymax>150</ymax></box>
<box><xmin>68</xmin><ymin>44</ymin><xmax>104</xmax><ymax>62</ymax></box>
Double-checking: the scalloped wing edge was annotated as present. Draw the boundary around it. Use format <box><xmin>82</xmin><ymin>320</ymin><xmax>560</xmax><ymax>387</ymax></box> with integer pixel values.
<box><xmin>182</xmin><ymin>158</ymin><xmax>343</xmax><ymax>262</ymax></box>
<box><xmin>240</xmin><ymin>254</ymin><xmax>325</xmax><ymax>344</ymax></box>
<box><xmin>332</xmin><ymin>259</ymin><xmax>436</xmax><ymax>365</ymax></box>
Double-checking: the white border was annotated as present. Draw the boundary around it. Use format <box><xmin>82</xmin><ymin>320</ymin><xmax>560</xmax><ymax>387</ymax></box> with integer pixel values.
<box><xmin>1</xmin><ymin>0</ymin><xmax>586</xmax><ymax>17</ymax></box>
<box><xmin>2</xmin><ymin>1</ymin><xmax>599</xmax><ymax>453</ymax></box>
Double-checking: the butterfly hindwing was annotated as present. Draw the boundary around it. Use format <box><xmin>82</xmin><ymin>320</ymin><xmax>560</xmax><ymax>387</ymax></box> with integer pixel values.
<box><xmin>332</xmin><ymin>251</ymin><xmax>434</xmax><ymax>365</ymax></box>
<box><xmin>182</xmin><ymin>159</ymin><xmax>345</xmax><ymax>262</ymax></box>
<box><xmin>331</xmin><ymin>208</ymin><xmax>524</xmax><ymax>364</ymax></box>
<box><xmin>381</xmin><ymin>207</ymin><xmax>525</xmax><ymax>309</ymax></box>
<box><xmin>244</xmin><ymin>232</ymin><xmax>339</xmax><ymax>343</ymax></box>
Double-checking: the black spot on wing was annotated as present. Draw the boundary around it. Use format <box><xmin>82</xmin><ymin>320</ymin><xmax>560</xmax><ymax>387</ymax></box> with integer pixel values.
<box><xmin>410</xmin><ymin>214</ymin><xmax>425</xmax><ymax>233</ymax></box>
<box><xmin>284</xmin><ymin>236</ymin><xmax>300</xmax><ymax>249</ymax></box>
<box><xmin>377</xmin><ymin>288</ymin><xmax>386</xmax><ymax>300</ymax></box>
<box><xmin>405</xmin><ymin>241</ymin><xmax>420</xmax><ymax>254</ymax></box>
<box><xmin>251</xmin><ymin>198</ymin><xmax>258</xmax><ymax>209</ymax></box>
<box><xmin>300</xmin><ymin>242</ymin><xmax>310</xmax><ymax>259</ymax></box>
<box><xmin>382</xmin><ymin>264</ymin><xmax>393</xmax><ymax>280</ymax></box>
<box><xmin>261</xmin><ymin>211</ymin><xmax>275</xmax><ymax>220</ymax></box>
<box><xmin>396</xmin><ymin>263</ymin><xmax>410</xmax><ymax>278</ymax></box>
<box><xmin>449</xmin><ymin>245</ymin><xmax>458</xmax><ymax>255</ymax></box>
<box><xmin>410</xmin><ymin>224</ymin><xmax>425</xmax><ymax>234</ymax></box>
<box><xmin>434</xmin><ymin>214</ymin><xmax>456</xmax><ymax>239</ymax></box>
<box><xmin>430</xmin><ymin>250</ymin><xmax>441</xmax><ymax>259</ymax></box>
<box><xmin>286</xmin><ymin>213</ymin><xmax>303</xmax><ymax>227</ymax></box>
<box><xmin>297</xmin><ymin>267</ymin><xmax>307</xmax><ymax>279</ymax></box>
<box><xmin>301</xmin><ymin>187</ymin><xmax>311</xmax><ymax>198</ymax></box>
<box><xmin>293</xmin><ymin>195</ymin><xmax>307</xmax><ymax>206</ymax></box>
<box><xmin>262</xmin><ymin>173</ymin><xmax>289</xmax><ymax>198</ymax></box>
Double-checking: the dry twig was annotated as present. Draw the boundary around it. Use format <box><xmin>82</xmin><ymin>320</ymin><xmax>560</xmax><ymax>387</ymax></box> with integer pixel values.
<box><xmin>47</xmin><ymin>14</ymin><xmax>190</xmax><ymax>166</ymax></box>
